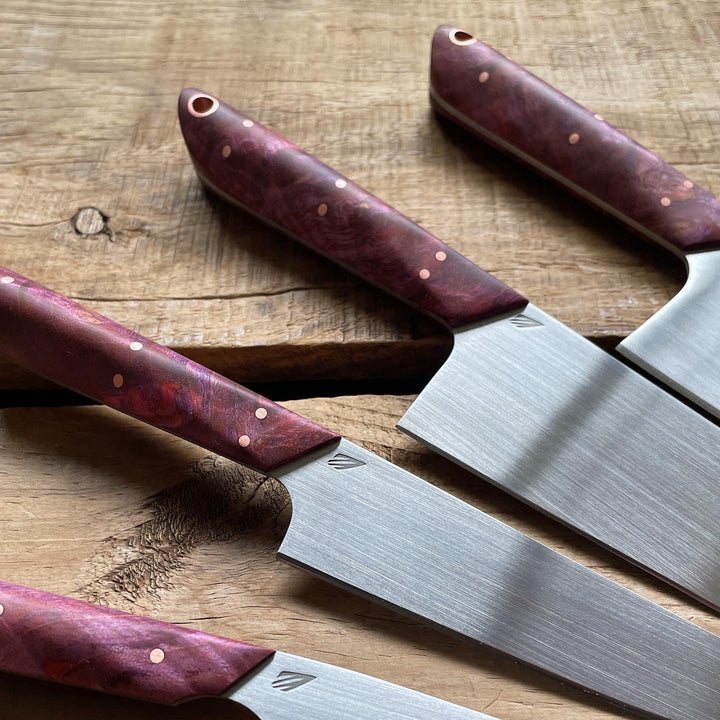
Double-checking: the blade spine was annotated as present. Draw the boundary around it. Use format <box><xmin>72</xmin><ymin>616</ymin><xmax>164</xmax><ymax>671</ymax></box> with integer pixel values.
<box><xmin>617</xmin><ymin>250</ymin><xmax>720</xmax><ymax>419</ymax></box>
<box><xmin>616</xmin><ymin>341</ymin><xmax>720</xmax><ymax>419</ymax></box>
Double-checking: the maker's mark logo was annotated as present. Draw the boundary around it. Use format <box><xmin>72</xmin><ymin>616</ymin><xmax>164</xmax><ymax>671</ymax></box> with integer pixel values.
<box><xmin>509</xmin><ymin>313</ymin><xmax>543</xmax><ymax>329</ymax></box>
<box><xmin>272</xmin><ymin>671</ymin><xmax>317</xmax><ymax>692</ymax></box>
<box><xmin>328</xmin><ymin>453</ymin><xmax>366</xmax><ymax>470</ymax></box>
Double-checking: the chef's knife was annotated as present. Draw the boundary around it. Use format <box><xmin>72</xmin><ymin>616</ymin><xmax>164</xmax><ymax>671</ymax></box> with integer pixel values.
<box><xmin>2</xmin><ymin>268</ymin><xmax>720</xmax><ymax>720</ymax></box>
<box><xmin>428</xmin><ymin>24</ymin><xmax>720</xmax><ymax>419</ymax></box>
<box><xmin>178</xmin><ymin>87</ymin><xmax>720</xmax><ymax>612</ymax></box>
<box><xmin>0</xmin><ymin>579</ymin><xmax>495</xmax><ymax>719</ymax></box>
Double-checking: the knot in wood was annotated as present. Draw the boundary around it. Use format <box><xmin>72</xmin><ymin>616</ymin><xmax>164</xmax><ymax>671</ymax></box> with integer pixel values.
<box><xmin>72</xmin><ymin>207</ymin><xmax>109</xmax><ymax>236</ymax></box>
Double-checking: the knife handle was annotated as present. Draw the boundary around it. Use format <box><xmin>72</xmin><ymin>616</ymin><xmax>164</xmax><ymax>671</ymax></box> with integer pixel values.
<box><xmin>178</xmin><ymin>89</ymin><xmax>527</xmax><ymax>329</ymax></box>
<box><xmin>429</xmin><ymin>25</ymin><xmax>720</xmax><ymax>254</ymax></box>
<box><xmin>0</xmin><ymin>580</ymin><xmax>274</xmax><ymax>704</ymax></box>
<box><xmin>0</xmin><ymin>268</ymin><xmax>339</xmax><ymax>472</ymax></box>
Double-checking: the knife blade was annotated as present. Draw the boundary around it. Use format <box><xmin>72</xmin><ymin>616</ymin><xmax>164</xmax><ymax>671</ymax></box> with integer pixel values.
<box><xmin>427</xmin><ymin>24</ymin><xmax>720</xmax><ymax>419</ymax></box>
<box><xmin>177</xmin><ymin>87</ymin><xmax>720</xmax><ymax>613</ymax></box>
<box><xmin>2</xmin><ymin>268</ymin><xmax>720</xmax><ymax>719</ymax></box>
<box><xmin>0</xmin><ymin>580</ymin><xmax>494</xmax><ymax>719</ymax></box>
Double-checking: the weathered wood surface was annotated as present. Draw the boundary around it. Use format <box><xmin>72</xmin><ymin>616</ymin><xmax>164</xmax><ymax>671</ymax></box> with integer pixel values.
<box><xmin>2</xmin><ymin>0</ymin><xmax>718</xmax><ymax>388</ymax></box>
<box><xmin>2</xmin><ymin>1</ymin><xmax>720</xmax><ymax>717</ymax></box>
<box><xmin>1</xmin><ymin>398</ymin><xmax>716</xmax><ymax>719</ymax></box>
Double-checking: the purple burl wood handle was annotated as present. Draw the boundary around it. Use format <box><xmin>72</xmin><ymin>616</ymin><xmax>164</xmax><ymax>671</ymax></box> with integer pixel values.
<box><xmin>430</xmin><ymin>25</ymin><xmax>720</xmax><ymax>253</ymax></box>
<box><xmin>0</xmin><ymin>580</ymin><xmax>274</xmax><ymax>704</ymax></box>
<box><xmin>0</xmin><ymin>268</ymin><xmax>339</xmax><ymax>472</ymax></box>
<box><xmin>178</xmin><ymin>89</ymin><xmax>527</xmax><ymax>328</ymax></box>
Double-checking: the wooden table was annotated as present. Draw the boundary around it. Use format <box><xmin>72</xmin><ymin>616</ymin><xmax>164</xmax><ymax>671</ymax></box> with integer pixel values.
<box><xmin>1</xmin><ymin>1</ymin><xmax>719</xmax><ymax>718</ymax></box>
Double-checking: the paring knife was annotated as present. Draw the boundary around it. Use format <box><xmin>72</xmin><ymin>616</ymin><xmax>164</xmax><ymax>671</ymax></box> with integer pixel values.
<box><xmin>2</xmin><ymin>269</ymin><xmax>720</xmax><ymax>720</ymax></box>
<box><xmin>178</xmin><ymin>87</ymin><xmax>720</xmax><ymax>613</ymax></box>
<box><xmin>428</xmin><ymin>25</ymin><xmax>720</xmax><ymax>419</ymax></box>
<box><xmin>0</xmin><ymin>580</ymin><xmax>495</xmax><ymax>719</ymax></box>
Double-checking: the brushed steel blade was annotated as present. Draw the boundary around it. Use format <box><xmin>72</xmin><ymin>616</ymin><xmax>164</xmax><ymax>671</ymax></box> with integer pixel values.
<box><xmin>226</xmin><ymin>651</ymin><xmax>495</xmax><ymax>720</ymax></box>
<box><xmin>274</xmin><ymin>439</ymin><xmax>720</xmax><ymax>720</ymax></box>
<box><xmin>618</xmin><ymin>250</ymin><xmax>720</xmax><ymax>419</ymax></box>
<box><xmin>398</xmin><ymin>303</ymin><xmax>720</xmax><ymax>610</ymax></box>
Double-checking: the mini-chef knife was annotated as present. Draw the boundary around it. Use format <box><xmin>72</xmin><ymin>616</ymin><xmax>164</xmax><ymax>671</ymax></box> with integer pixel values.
<box><xmin>178</xmin><ymin>87</ymin><xmax>720</xmax><ymax>612</ymax></box>
<box><xmin>0</xmin><ymin>580</ymin><xmax>495</xmax><ymax>719</ymax></box>
<box><xmin>428</xmin><ymin>24</ymin><xmax>720</xmax><ymax>419</ymax></box>
<box><xmin>2</xmin><ymin>268</ymin><xmax>720</xmax><ymax>720</ymax></box>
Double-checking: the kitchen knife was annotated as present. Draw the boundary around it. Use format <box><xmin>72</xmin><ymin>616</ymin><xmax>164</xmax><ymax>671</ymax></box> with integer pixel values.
<box><xmin>428</xmin><ymin>24</ymin><xmax>720</xmax><ymax>419</ymax></box>
<box><xmin>0</xmin><ymin>579</ymin><xmax>495</xmax><ymax>719</ymax></box>
<box><xmin>178</xmin><ymin>87</ymin><xmax>720</xmax><ymax>613</ymax></box>
<box><xmin>2</xmin><ymin>268</ymin><xmax>720</xmax><ymax>720</ymax></box>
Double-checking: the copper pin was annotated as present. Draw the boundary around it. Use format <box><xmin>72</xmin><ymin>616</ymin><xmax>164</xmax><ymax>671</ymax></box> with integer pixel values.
<box><xmin>449</xmin><ymin>29</ymin><xmax>477</xmax><ymax>46</ymax></box>
<box><xmin>187</xmin><ymin>94</ymin><xmax>219</xmax><ymax>118</ymax></box>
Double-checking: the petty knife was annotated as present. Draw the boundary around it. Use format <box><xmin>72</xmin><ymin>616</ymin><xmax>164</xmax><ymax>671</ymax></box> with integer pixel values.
<box><xmin>178</xmin><ymin>87</ymin><xmax>720</xmax><ymax>613</ymax></box>
<box><xmin>2</xmin><ymin>267</ymin><xmax>720</xmax><ymax>720</ymax></box>
<box><xmin>0</xmin><ymin>579</ymin><xmax>496</xmax><ymax>719</ymax></box>
<box><xmin>428</xmin><ymin>24</ymin><xmax>720</xmax><ymax>419</ymax></box>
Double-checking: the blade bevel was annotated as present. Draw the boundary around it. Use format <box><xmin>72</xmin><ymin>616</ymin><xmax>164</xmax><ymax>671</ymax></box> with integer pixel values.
<box><xmin>226</xmin><ymin>651</ymin><xmax>495</xmax><ymax>720</ymax></box>
<box><xmin>274</xmin><ymin>439</ymin><xmax>720</xmax><ymax>720</ymax></box>
<box><xmin>618</xmin><ymin>249</ymin><xmax>720</xmax><ymax>419</ymax></box>
<box><xmin>398</xmin><ymin>303</ymin><xmax>720</xmax><ymax>611</ymax></box>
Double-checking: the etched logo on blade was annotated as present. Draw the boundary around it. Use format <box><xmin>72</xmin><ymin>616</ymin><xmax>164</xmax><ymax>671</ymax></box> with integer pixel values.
<box><xmin>272</xmin><ymin>671</ymin><xmax>316</xmax><ymax>692</ymax></box>
<box><xmin>509</xmin><ymin>313</ymin><xmax>543</xmax><ymax>329</ymax></box>
<box><xmin>328</xmin><ymin>453</ymin><xmax>366</xmax><ymax>470</ymax></box>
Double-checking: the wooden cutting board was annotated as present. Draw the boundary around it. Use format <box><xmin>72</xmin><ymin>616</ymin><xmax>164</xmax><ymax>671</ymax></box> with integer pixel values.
<box><xmin>2</xmin><ymin>0</ymin><xmax>716</xmax><ymax>388</ymax></box>
<box><xmin>2</xmin><ymin>398</ymin><xmax>717</xmax><ymax>720</ymax></box>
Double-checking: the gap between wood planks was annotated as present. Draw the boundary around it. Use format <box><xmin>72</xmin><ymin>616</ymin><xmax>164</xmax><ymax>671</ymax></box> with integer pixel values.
<box><xmin>5</xmin><ymin>334</ymin><xmax>719</xmax><ymax>429</ymax></box>
<box><xmin>0</xmin><ymin>378</ymin><xmax>426</xmax><ymax>408</ymax></box>
<box><xmin>0</xmin><ymin>333</ymin><xmax>623</xmax><ymax>409</ymax></box>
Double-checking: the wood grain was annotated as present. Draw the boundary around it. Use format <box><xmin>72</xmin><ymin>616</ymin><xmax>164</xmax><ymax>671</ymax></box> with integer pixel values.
<box><xmin>2</xmin><ymin>0</ymin><xmax>718</xmax><ymax>387</ymax></box>
<box><xmin>1</xmin><ymin>397</ymin><xmax>716</xmax><ymax>719</ymax></box>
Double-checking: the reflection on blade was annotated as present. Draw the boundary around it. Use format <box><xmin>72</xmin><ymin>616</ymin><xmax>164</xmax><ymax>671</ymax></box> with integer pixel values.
<box><xmin>399</xmin><ymin>303</ymin><xmax>720</xmax><ymax>610</ymax></box>
<box><xmin>619</xmin><ymin>250</ymin><xmax>720</xmax><ymax>420</ymax></box>
<box><xmin>274</xmin><ymin>440</ymin><xmax>720</xmax><ymax>720</ymax></box>
<box><xmin>228</xmin><ymin>651</ymin><xmax>494</xmax><ymax>720</ymax></box>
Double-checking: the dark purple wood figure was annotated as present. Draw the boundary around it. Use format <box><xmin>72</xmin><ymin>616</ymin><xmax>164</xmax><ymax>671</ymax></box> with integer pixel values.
<box><xmin>428</xmin><ymin>25</ymin><xmax>720</xmax><ymax>253</ymax></box>
<box><xmin>177</xmin><ymin>90</ymin><xmax>527</xmax><ymax>329</ymax></box>
<box><xmin>0</xmin><ymin>581</ymin><xmax>273</xmax><ymax>703</ymax></box>
<box><xmin>0</xmin><ymin>268</ymin><xmax>339</xmax><ymax>472</ymax></box>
